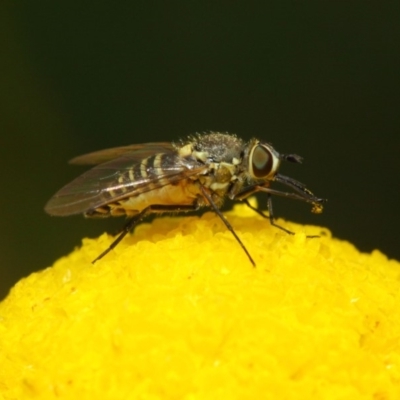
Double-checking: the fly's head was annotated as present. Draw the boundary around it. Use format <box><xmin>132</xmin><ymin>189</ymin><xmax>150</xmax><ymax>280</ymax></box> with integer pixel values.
<box><xmin>242</xmin><ymin>139</ymin><xmax>325</xmax><ymax>212</ymax></box>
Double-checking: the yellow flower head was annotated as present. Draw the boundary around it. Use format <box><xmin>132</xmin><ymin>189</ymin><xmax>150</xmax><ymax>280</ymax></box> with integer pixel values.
<box><xmin>1</xmin><ymin>202</ymin><xmax>399</xmax><ymax>399</ymax></box>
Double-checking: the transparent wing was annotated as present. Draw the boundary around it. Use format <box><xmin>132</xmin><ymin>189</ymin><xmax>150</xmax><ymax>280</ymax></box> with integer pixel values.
<box><xmin>45</xmin><ymin>147</ymin><xmax>206</xmax><ymax>216</ymax></box>
<box><xmin>69</xmin><ymin>142</ymin><xmax>174</xmax><ymax>165</ymax></box>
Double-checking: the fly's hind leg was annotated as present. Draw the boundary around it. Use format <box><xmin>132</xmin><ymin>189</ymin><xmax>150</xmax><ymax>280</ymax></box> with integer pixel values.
<box><xmin>92</xmin><ymin>204</ymin><xmax>199</xmax><ymax>264</ymax></box>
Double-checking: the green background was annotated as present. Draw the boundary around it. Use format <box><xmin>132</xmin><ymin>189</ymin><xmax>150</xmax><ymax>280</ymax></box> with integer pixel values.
<box><xmin>1</xmin><ymin>2</ymin><xmax>399</xmax><ymax>299</ymax></box>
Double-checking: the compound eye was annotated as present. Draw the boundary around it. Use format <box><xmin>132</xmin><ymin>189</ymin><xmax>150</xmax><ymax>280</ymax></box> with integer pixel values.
<box><xmin>250</xmin><ymin>144</ymin><xmax>274</xmax><ymax>178</ymax></box>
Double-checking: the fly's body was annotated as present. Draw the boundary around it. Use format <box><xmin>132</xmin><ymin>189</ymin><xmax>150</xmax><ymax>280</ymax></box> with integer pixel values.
<box><xmin>45</xmin><ymin>132</ymin><xmax>326</xmax><ymax>265</ymax></box>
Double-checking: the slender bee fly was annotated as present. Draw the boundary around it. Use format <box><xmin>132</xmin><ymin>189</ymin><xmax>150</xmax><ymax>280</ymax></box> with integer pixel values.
<box><xmin>45</xmin><ymin>132</ymin><xmax>326</xmax><ymax>266</ymax></box>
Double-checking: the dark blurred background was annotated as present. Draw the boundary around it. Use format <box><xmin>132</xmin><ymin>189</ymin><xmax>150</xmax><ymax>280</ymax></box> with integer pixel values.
<box><xmin>1</xmin><ymin>2</ymin><xmax>399</xmax><ymax>300</ymax></box>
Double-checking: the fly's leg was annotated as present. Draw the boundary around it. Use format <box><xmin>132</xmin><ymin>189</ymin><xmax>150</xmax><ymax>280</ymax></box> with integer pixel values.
<box><xmin>92</xmin><ymin>204</ymin><xmax>199</xmax><ymax>263</ymax></box>
<box><xmin>242</xmin><ymin>196</ymin><xmax>295</xmax><ymax>235</ymax></box>
<box><xmin>241</xmin><ymin>195</ymin><xmax>320</xmax><ymax>239</ymax></box>
<box><xmin>233</xmin><ymin>184</ymin><xmax>292</xmax><ymax>232</ymax></box>
<box><xmin>234</xmin><ymin>185</ymin><xmax>321</xmax><ymax>239</ymax></box>
<box><xmin>199</xmin><ymin>184</ymin><xmax>255</xmax><ymax>267</ymax></box>
<box><xmin>92</xmin><ymin>209</ymin><xmax>148</xmax><ymax>263</ymax></box>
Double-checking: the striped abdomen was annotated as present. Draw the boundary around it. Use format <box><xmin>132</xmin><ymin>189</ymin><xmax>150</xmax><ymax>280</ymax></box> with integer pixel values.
<box><xmin>85</xmin><ymin>153</ymin><xmax>202</xmax><ymax>218</ymax></box>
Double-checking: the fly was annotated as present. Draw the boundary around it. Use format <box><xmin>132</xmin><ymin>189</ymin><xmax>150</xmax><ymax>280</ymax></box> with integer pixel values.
<box><xmin>45</xmin><ymin>132</ymin><xmax>326</xmax><ymax>266</ymax></box>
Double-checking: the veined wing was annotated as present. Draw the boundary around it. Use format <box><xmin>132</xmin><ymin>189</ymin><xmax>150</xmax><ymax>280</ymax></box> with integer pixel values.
<box><xmin>45</xmin><ymin>148</ymin><xmax>207</xmax><ymax>216</ymax></box>
<box><xmin>70</xmin><ymin>142</ymin><xmax>174</xmax><ymax>165</ymax></box>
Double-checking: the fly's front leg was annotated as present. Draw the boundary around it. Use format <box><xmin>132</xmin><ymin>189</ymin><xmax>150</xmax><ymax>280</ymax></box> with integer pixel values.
<box><xmin>230</xmin><ymin>184</ymin><xmax>276</xmax><ymax>228</ymax></box>
<box><xmin>234</xmin><ymin>183</ymin><xmax>295</xmax><ymax>235</ymax></box>
<box><xmin>242</xmin><ymin>196</ymin><xmax>295</xmax><ymax>235</ymax></box>
<box><xmin>233</xmin><ymin>184</ymin><xmax>318</xmax><ymax>237</ymax></box>
<box><xmin>92</xmin><ymin>203</ymin><xmax>199</xmax><ymax>264</ymax></box>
